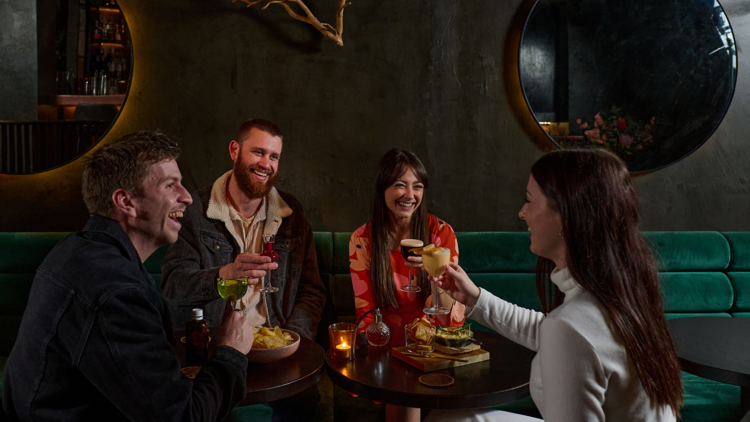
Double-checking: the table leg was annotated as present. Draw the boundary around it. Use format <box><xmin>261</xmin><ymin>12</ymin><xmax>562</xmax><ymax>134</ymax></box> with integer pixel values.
<box><xmin>742</xmin><ymin>386</ymin><xmax>750</xmax><ymax>421</ymax></box>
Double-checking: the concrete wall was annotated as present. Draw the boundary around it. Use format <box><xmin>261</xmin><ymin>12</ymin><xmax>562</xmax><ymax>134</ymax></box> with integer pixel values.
<box><xmin>0</xmin><ymin>0</ymin><xmax>38</xmax><ymax>120</ymax></box>
<box><xmin>1</xmin><ymin>0</ymin><xmax>749</xmax><ymax>232</ymax></box>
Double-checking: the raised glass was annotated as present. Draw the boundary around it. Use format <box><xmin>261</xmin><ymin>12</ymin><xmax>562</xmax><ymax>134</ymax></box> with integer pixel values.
<box><xmin>399</xmin><ymin>239</ymin><xmax>423</xmax><ymax>293</ymax></box>
<box><xmin>421</xmin><ymin>248</ymin><xmax>451</xmax><ymax>315</ymax></box>
<box><xmin>217</xmin><ymin>277</ymin><xmax>249</xmax><ymax>310</ymax></box>
<box><xmin>260</xmin><ymin>234</ymin><xmax>279</xmax><ymax>293</ymax></box>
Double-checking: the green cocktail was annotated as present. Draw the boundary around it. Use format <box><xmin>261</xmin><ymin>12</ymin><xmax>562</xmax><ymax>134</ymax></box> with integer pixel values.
<box><xmin>217</xmin><ymin>278</ymin><xmax>249</xmax><ymax>309</ymax></box>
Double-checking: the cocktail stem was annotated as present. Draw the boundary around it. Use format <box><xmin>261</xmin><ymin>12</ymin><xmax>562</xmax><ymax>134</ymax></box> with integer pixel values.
<box><xmin>432</xmin><ymin>280</ymin><xmax>439</xmax><ymax>311</ymax></box>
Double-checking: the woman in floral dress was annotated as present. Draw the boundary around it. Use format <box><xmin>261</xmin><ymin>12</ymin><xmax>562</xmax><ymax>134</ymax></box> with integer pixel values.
<box><xmin>349</xmin><ymin>148</ymin><xmax>465</xmax><ymax>421</ymax></box>
<box><xmin>349</xmin><ymin>148</ymin><xmax>464</xmax><ymax>341</ymax></box>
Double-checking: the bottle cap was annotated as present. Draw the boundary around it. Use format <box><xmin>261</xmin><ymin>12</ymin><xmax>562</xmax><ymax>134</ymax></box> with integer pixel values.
<box><xmin>192</xmin><ymin>308</ymin><xmax>203</xmax><ymax>321</ymax></box>
<box><xmin>374</xmin><ymin>308</ymin><xmax>382</xmax><ymax>324</ymax></box>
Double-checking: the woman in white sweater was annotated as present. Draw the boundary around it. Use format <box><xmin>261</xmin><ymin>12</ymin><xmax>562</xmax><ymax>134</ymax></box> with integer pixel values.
<box><xmin>426</xmin><ymin>149</ymin><xmax>683</xmax><ymax>422</ymax></box>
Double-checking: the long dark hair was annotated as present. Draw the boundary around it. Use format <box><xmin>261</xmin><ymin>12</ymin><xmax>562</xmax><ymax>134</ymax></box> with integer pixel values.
<box><xmin>370</xmin><ymin>149</ymin><xmax>431</xmax><ymax>310</ymax></box>
<box><xmin>532</xmin><ymin>149</ymin><xmax>682</xmax><ymax>416</ymax></box>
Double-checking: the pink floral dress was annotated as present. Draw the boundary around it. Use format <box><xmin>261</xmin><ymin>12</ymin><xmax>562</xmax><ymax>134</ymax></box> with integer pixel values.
<box><xmin>349</xmin><ymin>215</ymin><xmax>465</xmax><ymax>340</ymax></box>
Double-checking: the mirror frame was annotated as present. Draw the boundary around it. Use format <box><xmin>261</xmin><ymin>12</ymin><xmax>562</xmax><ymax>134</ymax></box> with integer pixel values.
<box><xmin>517</xmin><ymin>0</ymin><xmax>738</xmax><ymax>173</ymax></box>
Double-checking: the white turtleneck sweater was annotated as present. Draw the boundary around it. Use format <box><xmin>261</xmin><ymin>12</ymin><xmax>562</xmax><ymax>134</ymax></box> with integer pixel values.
<box><xmin>461</xmin><ymin>268</ymin><xmax>676</xmax><ymax>422</ymax></box>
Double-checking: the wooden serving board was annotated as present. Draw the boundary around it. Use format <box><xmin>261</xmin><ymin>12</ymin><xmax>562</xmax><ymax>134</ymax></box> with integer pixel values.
<box><xmin>434</xmin><ymin>343</ymin><xmax>481</xmax><ymax>355</ymax></box>
<box><xmin>392</xmin><ymin>347</ymin><xmax>489</xmax><ymax>372</ymax></box>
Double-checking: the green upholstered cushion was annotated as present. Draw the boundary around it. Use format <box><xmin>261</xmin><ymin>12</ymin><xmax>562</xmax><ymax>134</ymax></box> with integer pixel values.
<box><xmin>313</xmin><ymin>232</ymin><xmax>334</xmax><ymax>273</ymax></box>
<box><xmin>727</xmin><ymin>273</ymin><xmax>750</xmax><ymax>312</ymax></box>
<box><xmin>643</xmin><ymin>232</ymin><xmax>729</xmax><ymax>271</ymax></box>
<box><xmin>723</xmin><ymin>232</ymin><xmax>750</xmax><ymax>271</ymax></box>
<box><xmin>665</xmin><ymin>313</ymin><xmax>731</xmax><ymax>319</ymax></box>
<box><xmin>331</xmin><ymin>274</ymin><xmax>355</xmax><ymax>317</ymax></box>
<box><xmin>143</xmin><ymin>244</ymin><xmax>169</xmax><ymax>273</ymax></box>
<box><xmin>456</xmin><ymin>232</ymin><xmax>536</xmax><ymax>273</ymax></box>
<box><xmin>316</xmin><ymin>274</ymin><xmax>337</xmax><ymax>349</ymax></box>
<box><xmin>0</xmin><ymin>356</ymin><xmax>7</xmax><ymax>395</ymax></box>
<box><xmin>660</xmin><ymin>273</ymin><xmax>733</xmax><ymax>313</ymax></box>
<box><xmin>472</xmin><ymin>274</ymin><xmax>542</xmax><ymax>312</ymax></box>
<box><xmin>333</xmin><ymin>232</ymin><xmax>352</xmax><ymax>274</ymax></box>
<box><xmin>0</xmin><ymin>316</ymin><xmax>22</xmax><ymax>356</ymax></box>
<box><xmin>0</xmin><ymin>274</ymin><xmax>33</xmax><ymax>315</ymax></box>
<box><xmin>681</xmin><ymin>372</ymin><xmax>740</xmax><ymax>422</ymax></box>
<box><xmin>731</xmin><ymin>312</ymin><xmax>750</xmax><ymax>318</ymax></box>
<box><xmin>0</xmin><ymin>232</ymin><xmax>69</xmax><ymax>272</ymax></box>
<box><xmin>227</xmin><ymin>404</ymin><xmax>273</xmax><ymax>421</ymax></box>
<box><xmin>152</xmin><ymin>274</ymin><xmax>162</xmax><ymax>291</ymax></box>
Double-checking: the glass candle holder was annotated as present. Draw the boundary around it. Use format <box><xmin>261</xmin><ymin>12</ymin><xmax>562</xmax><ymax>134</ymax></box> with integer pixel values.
<box><xmin>328</xmin><ymin>323</ymin><xmax>356</xmax><ymax>362</ymax></box>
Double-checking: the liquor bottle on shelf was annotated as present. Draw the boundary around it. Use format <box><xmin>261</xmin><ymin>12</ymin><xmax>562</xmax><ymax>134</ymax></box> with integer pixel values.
<box><xmin>93</xmin><ymin>26</ymin><xmax>101</xmax><ymax>42</ymax></box>
<box><xmin>108</xmin><ymin>49</ymin><xmax>115</xmax><ymax>77</ymax></box>
<box><xmin>98</xmin><ymin>15</ymin><xmax>106</xmax><ymax>42</ymax></box>
<box><xmin>114</xmin><ymin>23</ymin><xmax>122</xmax><ymax>42</ymax></box>
<box><xmin>106</xmin><ymin>19</ymin><xmax>112</xmax><ymax>42</ymax></box>
<box><xmin>115</xmin><ymin>52</ymin><xmax>122</xmax><ymax>80</ymax></box>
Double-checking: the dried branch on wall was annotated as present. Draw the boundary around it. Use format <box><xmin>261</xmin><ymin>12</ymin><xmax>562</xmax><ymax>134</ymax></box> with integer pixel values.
<box><xmin>234</xmin><ymin>0</ymin><xmax>351</xmax><ymax>47</ymax></box>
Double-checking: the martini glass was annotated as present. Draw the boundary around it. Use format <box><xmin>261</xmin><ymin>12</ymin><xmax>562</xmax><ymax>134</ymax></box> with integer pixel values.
<box><xmin>399</xmin><ymin>239</ymin><xmax>423</xmax><ymax>293</ymax></box>
<box><xmin>217</xmin><ymin>277</ymin><xmax>249</xmax><ymax>310</ymax></box>
<box><xmin>422</xmin><ymin>248</ymin><xmax>451</xmax><ymax>315</ymax></box>
<box><xmin>260</xmin><ymin>234</ymin><xmax>279</xmax><ymax>293</ymax></box>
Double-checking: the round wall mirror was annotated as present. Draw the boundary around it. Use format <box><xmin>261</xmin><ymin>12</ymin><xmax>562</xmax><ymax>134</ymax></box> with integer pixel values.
<box><xmin>519</xmin><ymin>0</ymin><xmax>737</xmax><ymax>172</ymax></box>
<box><xmin>0</xmin><ymin>0</ymin><xmax>132</xmax><ymax>175</ymax></box>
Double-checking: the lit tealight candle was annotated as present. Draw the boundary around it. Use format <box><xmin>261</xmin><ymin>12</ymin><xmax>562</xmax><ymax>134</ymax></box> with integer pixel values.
<box><xmin>334</xmin><ymin>341</ymin><xmax>351</xmax><ymax>360</ymax></box>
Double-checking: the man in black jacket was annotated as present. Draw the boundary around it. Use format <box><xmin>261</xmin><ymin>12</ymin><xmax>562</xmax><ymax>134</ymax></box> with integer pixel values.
<box><xmin>161</xmin><ymin>119</ymin><xmax>326</xmax><ymax>422</ymax></box>
<box><xmin>3</xmin><ymin>131</ymin><xmax>269</xmax><ymax>421</ymax></box>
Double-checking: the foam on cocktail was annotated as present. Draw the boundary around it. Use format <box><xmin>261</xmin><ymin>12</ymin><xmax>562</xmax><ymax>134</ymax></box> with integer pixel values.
<box><xmin>400</xmin><ymin>239</ymin><xmax>424</xmax><ymax>248</ymax></box>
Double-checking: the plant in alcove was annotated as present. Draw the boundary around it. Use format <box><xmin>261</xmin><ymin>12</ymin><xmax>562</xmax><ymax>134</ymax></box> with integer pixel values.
<box><xmin>234</xmin><ymin>0</ymin><xmax>351</xmax><ymax>47</ymax></box>
<box><xmin>576</xmin><ymin>106</ymin><xmax>656</xmax><ymax>158</ymax></box>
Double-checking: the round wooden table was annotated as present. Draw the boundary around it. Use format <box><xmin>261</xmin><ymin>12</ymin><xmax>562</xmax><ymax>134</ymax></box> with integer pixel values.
<box><xmin>326</xmin><ymin>330</ymin><xmax>535</xmax><ymax>409</ymax></box>
<box><xmin>174</xmin><ymin>329</ymin><xmax>326</xmax><ymax>405</ymax></box>
<box><xmin>669</xmin><ymin>317</ymin><xmax>750</xmax><ymax>417</ymax></box>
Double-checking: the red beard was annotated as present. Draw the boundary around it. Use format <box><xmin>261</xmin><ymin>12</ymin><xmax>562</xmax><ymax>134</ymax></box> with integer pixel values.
<box><xmin>233</xmin><ymin>161</ymin><xmax>278</xmax><ymax>199</ymax></box>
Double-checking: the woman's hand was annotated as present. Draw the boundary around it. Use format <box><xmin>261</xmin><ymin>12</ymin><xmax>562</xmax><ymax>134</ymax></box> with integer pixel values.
<box><xmin>404</xmin><ymin>255</ymin><xmax>423</xmax><ymax>269</ymax></box>
<box><xmin>431</xmin><ymin>262</ymin><xmax>481</xmax><ymax>308</ymax></box>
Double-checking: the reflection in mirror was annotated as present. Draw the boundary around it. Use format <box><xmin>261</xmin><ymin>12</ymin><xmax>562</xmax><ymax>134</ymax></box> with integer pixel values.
<box><xmin>0</xmin><ymin>0</ymin><xmax>132</xmax><ymax>175</ymax></box>
<box><xmin>519</xmin><ymin>0</ymin><xmax>737</xmax><ymax>172</ymax></box>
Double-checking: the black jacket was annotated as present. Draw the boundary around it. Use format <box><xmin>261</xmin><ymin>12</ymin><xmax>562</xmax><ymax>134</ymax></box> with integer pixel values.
<box><xmin>2</xmin><ymin>215</ymin><xmax>248</xmax><ymax>421</ymax></box>
<box><xmin>161</xmin><ymin>185</ymin><xmax>326</xmax><ymax>340</ymax></box>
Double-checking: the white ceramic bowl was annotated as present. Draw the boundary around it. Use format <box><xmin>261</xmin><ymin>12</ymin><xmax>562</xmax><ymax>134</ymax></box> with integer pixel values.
<box><xmin>247</xmin><ymin>329</ymin><xmax>301</xmax><ymax>363</ymax></box>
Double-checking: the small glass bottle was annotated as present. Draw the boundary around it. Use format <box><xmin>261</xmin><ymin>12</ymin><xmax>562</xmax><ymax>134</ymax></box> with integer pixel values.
<box><xmin>185</xmin><ymin>308</ymin><xmax>209</xmax><ymax>366</ymax></box>
<box><xmin>365</xmin><ymin>309</ymin><xmax>390</xmax><ymax>347</ymax></box>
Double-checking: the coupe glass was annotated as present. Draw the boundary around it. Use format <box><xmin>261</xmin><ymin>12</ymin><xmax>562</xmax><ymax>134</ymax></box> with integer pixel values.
<box><xmin>421</xmin><ymin>248</ymin><xmax>451</xmax><ymax>315</ymax></box>
<box><xmin>216</xmin><ymin>277</ymin><xmax>249</xmax><ymax>310</ymax></box>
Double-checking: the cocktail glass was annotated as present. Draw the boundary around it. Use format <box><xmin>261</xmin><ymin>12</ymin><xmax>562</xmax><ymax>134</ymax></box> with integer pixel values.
<box><xmin>422</xmin><ymin>248</ymin><xmax>451</xmax><ymax>315</ymax></box>
<box><xmin>399</xmin><ymin>239</ymin><xmax>423</xmax><ymax>293</ymax></box>
<box><xmin>260</xmin><ymin>234</ymin><xmax>279</xmax><ymax>293</ymax></box>
<box><xmin>217</xmin><ymin>277</ymin><xmax>249</xmax><ymax>310</ymax></box>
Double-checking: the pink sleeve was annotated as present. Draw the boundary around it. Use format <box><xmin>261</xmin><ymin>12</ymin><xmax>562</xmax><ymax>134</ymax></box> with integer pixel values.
<box><xmin>349</xmin><ymin>230</ymin><xmax>377</xmax><ymax>333</ymax></box>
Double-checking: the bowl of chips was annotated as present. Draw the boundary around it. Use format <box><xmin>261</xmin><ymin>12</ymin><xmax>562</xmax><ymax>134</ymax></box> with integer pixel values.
<box><xmin>247</xmin><ymin>326</ymin><xmax>300</xmax><ymax>363</ymax></box>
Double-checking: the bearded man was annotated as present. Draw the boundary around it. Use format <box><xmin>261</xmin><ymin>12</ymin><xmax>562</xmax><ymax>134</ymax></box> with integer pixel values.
<box><xmin>161</xmin><ymin>119</ymin><xmax>326</xmax><ymax>422</ymax></box>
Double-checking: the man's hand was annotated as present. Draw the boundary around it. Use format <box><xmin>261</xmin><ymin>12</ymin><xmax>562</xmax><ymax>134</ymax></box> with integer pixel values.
<box><xmin>217</xmin><ymin>302</ymin><xmax>255</xmax><ymax>355</ymax></box>
<box><xmin>218</xmin><ymin>253</ymin><xmax>278</xmax><ymax>283</ymax></box>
